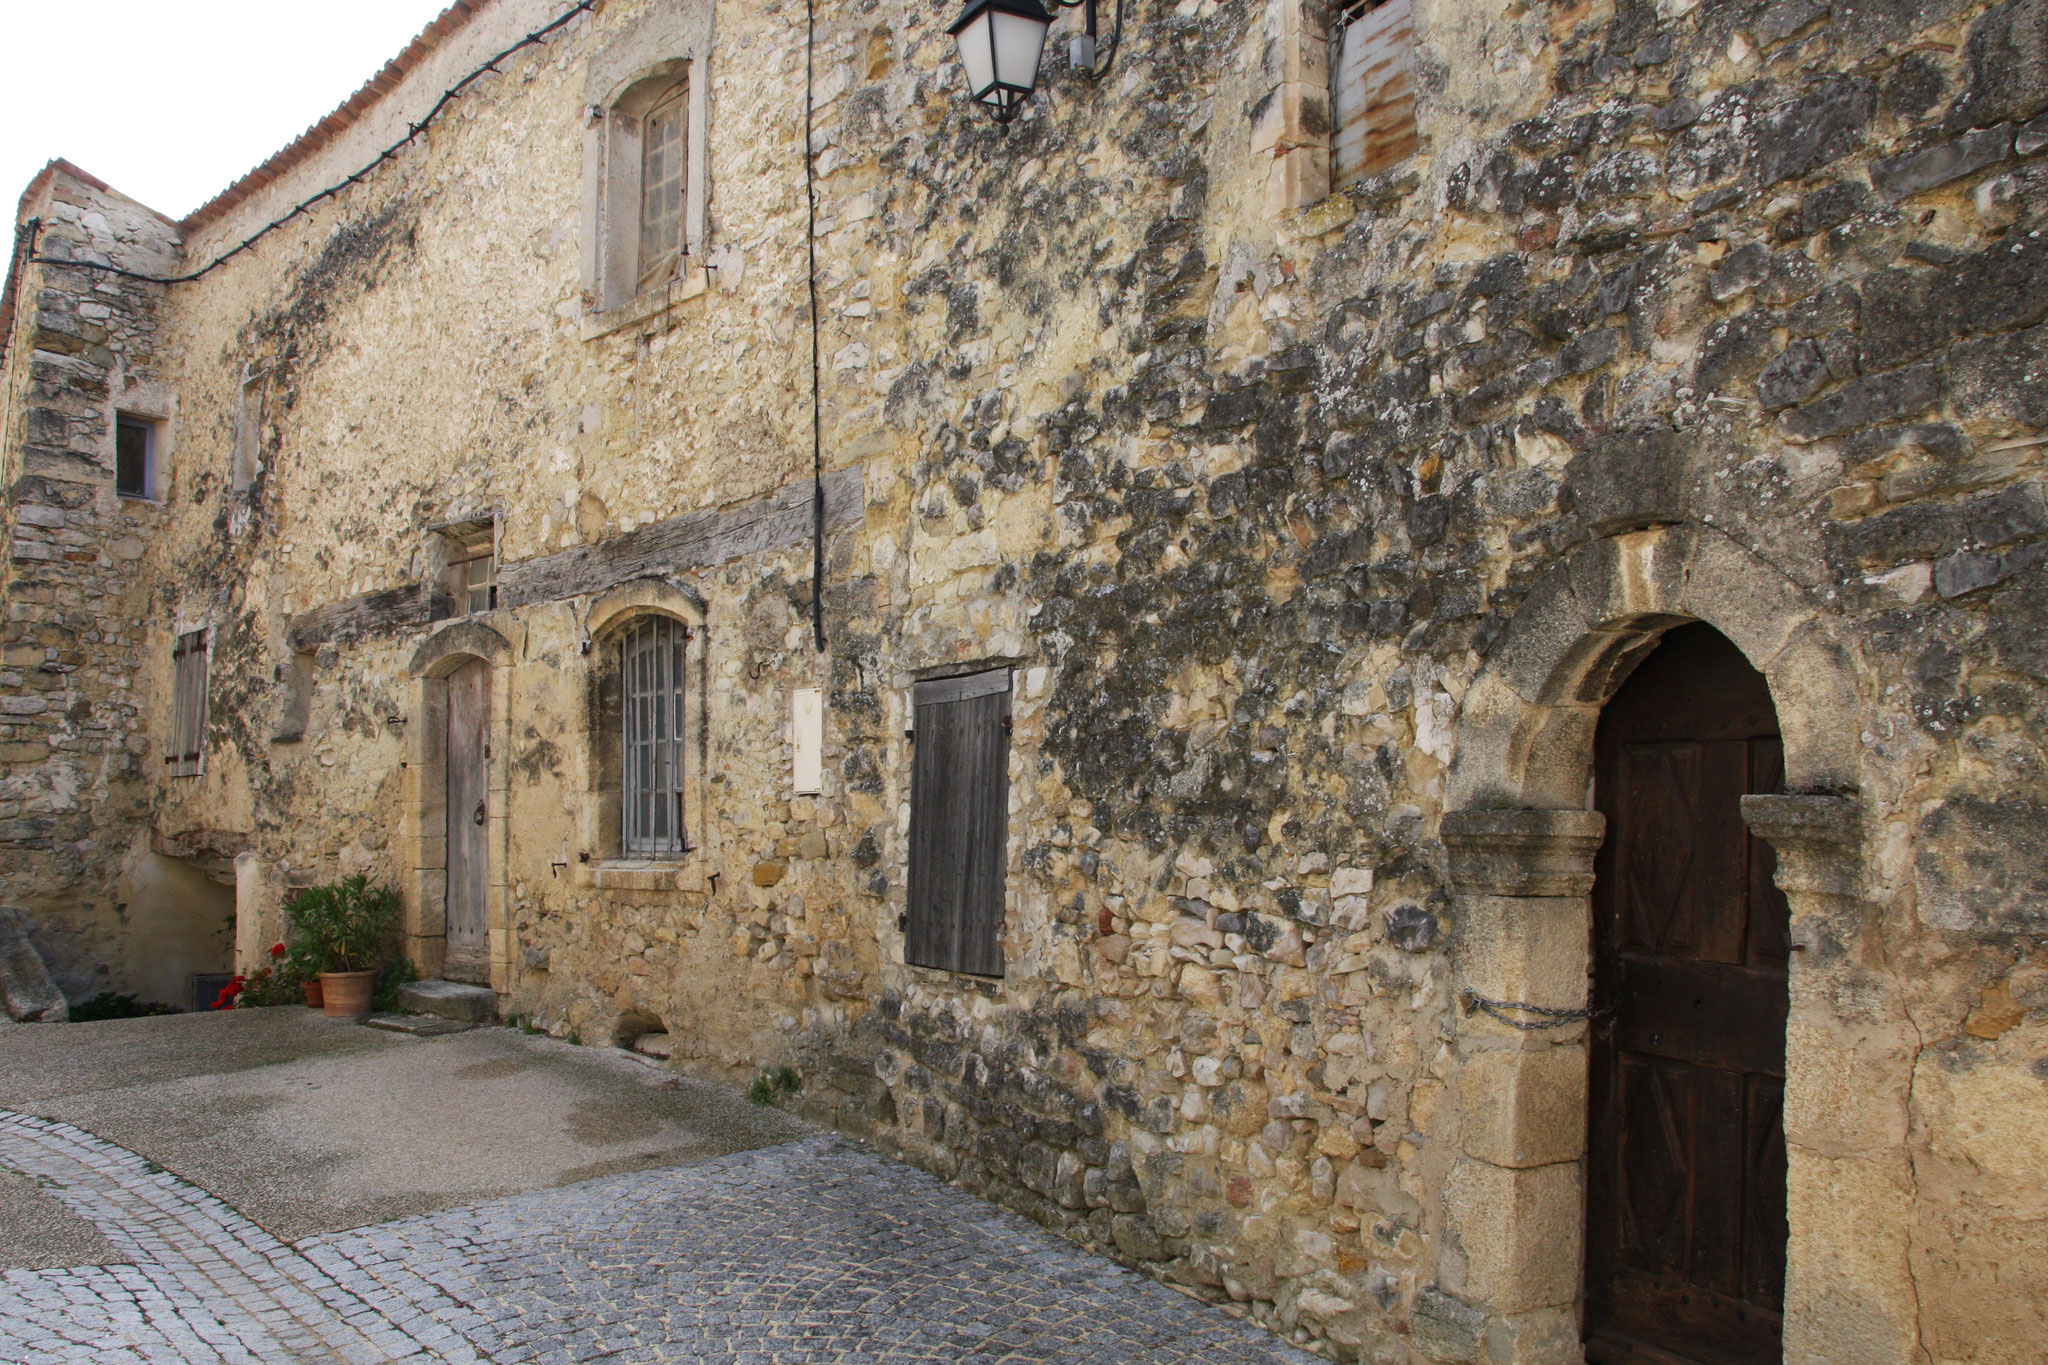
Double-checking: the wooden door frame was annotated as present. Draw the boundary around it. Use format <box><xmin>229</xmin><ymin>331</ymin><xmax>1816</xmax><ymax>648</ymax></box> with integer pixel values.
<box><xmin>405</xmin><ymin>622</ymin><xmax>514</xmax><ymax>990</ymax></box>
<box><xmin>1428</xmin><ymin>526</ymin><xmax>1883</xmax><ymax>1365</ymax></box>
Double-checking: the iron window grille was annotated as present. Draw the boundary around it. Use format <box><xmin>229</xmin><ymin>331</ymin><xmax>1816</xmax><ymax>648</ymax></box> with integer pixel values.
<box><xmin>621</xmin><ymin>616</ymin><xmax>689</xmax><ymax>857</ymax></box>
<box><xmin>167</xmin><ymin>627</ymin><xmax>208</xmax><ymax>778</ymax></box>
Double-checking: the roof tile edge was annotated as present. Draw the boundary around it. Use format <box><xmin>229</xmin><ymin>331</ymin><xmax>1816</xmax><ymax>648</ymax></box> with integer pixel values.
<box><xmin>178</xmin><ymin>0</ymin><xmax>502</xmax><ymax>234</ymax></box>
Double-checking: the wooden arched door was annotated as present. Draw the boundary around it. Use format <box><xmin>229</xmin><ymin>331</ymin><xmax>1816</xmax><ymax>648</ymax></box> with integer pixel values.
<box><xmin>1585</xmin><ymin>623</ymin><xmax>1790</xmax><ymax>1365</ymax></box>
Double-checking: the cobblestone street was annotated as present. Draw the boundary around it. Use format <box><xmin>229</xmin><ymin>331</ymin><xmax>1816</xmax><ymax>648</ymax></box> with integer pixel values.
<box><xmin>0</xmin><ymin>1016</ymin><xmax>1313</xmax><ymax>1364</ymax></box>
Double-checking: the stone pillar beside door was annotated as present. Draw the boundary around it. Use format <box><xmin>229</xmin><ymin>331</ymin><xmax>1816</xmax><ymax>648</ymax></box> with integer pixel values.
<box><xmin>231</xmin><ymin>851</ymin><xmax>271</xmax><ymax>976</ymax></box>
<box><xmin>1433</xmin><ymin>807</ymin><xmax>1606</xmax><ymax>1365</ymax></box>
<box><xmin>1739</xmin><ymin>795</ymin><xmax>1917</xmax><ymax>1365</ymax></box>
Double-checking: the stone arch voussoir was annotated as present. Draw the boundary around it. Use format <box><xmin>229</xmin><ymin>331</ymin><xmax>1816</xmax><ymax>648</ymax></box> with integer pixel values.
<box><xmin>409</xmin><ymin>621</ymin><xmax>513</xmax><ymax>679</ymax></box>
<box><xmin>585</xmin><ymin>578</ymin><xmax>706</xmax><ymax>645</ymax></box>
<box><xmin>1448</xmin><ymin>524</ymin><xmax>1859</xmax><ymax>812</ymax></box>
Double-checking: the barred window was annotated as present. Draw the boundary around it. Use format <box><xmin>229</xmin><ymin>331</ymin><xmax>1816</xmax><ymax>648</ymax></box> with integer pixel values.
<box><xmin>167</xmin><ymin>628</ymin><xmax>208</xmax><ymax>778</ymax></box>
<box><xmin>621</xmin><ymin>616</ymin><xmax>688</xmax><ymax>857</ymax></box>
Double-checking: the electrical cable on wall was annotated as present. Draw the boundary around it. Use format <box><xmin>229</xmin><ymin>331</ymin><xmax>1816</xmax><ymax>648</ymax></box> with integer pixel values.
<box><xmin>805</xmin><ymin>0</ymin><xmax>827</xmax><ymax>653</ymax></box>
<box><xmin>0</xmin><ymin>219</ymin><xmax>43</xmax><ymax>372</ymax></box>
<box><xmin>23</xmin><ymin>0</ymin><xmax>599</xmax><ymax>288</ymax></box>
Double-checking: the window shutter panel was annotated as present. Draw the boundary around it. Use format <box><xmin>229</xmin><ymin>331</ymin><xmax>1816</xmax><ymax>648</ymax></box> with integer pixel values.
<box><xmin>167</xmin><ymin>629</ymin><xmax>209</xmax><ymax>778</ymax></box>
<box><xmin>1332</xmin><ymin>0</ymin><xmax>1418</xmax><ymax>188</ymax></box>
<box><xmin>905</xmin><ymin>692</ymin><xmax>957</xmax><ymax>971</ymax></box>
<box><xmin>907</xmin><ymin>671</ymin><xmax>1010</xmax><ymax>976</ymax></box>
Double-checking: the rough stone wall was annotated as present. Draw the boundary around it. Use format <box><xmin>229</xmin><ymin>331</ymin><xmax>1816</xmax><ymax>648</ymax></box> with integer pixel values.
<box><xmin>0</xmin><ymin>168</ymin><xmax>222</xmax><ymax>1004</ymax></box>
<box><xmin>5</xmin><ymin>0</ymin><xmax>2043</xmax><ymax>1360</ymax></box>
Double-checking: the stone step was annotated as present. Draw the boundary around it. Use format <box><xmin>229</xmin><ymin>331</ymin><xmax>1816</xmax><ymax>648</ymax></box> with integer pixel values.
<box><xmin>394</xmin><ymin>980</ymin><xmax>498</xmax><ymax>1023</ymax></box>
<box><xmin>362</xmin><ymin>1014</ymin><xmax>472</xmax><ymax>1036</ymax></box>
<box><xmin>0</xmin><ymin>907</ymin><xmax>67</xmax><ymax>1023</ymax></box>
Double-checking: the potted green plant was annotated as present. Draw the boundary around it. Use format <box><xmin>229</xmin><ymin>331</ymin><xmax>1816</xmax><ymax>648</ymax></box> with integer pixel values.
<box><xmin>282</xmin><ymin>875</ymin><xmax>401</xmax><ymax>1018</ymax></box>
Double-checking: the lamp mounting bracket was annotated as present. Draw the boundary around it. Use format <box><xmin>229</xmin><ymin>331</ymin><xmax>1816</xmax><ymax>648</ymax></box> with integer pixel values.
<box><xmin>1051</xmin><ymin>0</ymin><xmax>1124</xmax><ymax>82</ymax></box>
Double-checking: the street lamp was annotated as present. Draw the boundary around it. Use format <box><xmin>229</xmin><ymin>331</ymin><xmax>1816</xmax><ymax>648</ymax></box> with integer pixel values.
<box><xmin>947</xmin><ymin>0</ymin><xmax>1123</xmax><ymax>124</ymax></box>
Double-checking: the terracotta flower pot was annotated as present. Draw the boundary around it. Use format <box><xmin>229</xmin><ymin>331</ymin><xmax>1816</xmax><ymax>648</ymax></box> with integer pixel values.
<box><xmin>302</xmin><ymin>978</ymin><xmax>324</xmax><ymax>1008</ymax></box>
<box><xmin>319</xmin><ymin>970</ymin><xmax>377</xmax><ymax>1018</ymax></box>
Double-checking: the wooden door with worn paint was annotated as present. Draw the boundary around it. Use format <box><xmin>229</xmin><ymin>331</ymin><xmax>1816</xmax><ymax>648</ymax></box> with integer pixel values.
<box><xmin>444</xmin><ymin>658</ymin><xmax>491</xmax><ymax>983</ymax></box>
<box><xmin>1585</xmin><ymin>623</ymin><xmax>1790</xmax><ymax>1365</ymax></box>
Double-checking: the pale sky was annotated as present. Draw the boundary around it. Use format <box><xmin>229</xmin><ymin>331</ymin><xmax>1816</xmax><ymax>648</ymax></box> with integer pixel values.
<box><xmin>3</xmin><ymin>0</ymin><xmax>463</xmax><ymax>223</ymax></box>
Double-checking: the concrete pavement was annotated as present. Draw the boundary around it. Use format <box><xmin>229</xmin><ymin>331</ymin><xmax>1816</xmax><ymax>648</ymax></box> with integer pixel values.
<box><xmin>0</xmin><ymin>1007</ymin><xmax>1315</xmax><ymax>1363</ymax></box>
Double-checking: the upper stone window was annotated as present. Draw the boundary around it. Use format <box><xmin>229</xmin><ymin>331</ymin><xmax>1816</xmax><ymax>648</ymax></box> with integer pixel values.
<box><xmin>593</xmin><ymin>63</ymin><xmax>707</xmax><ymax>313</ymax></box>
<box><xmin>1331</xmin><ymin>0</ymin><xmax>1419</xmax><ymax>188</ymax></box>
<box><xmin>637</xmin><ymin>83</ymin><xmax>689</xmax><ymax>294</ymax></box>
<box><xmin>232</xmin><ymin>369</ymin><xmax>266</xmax><ymax>494</ymax></box>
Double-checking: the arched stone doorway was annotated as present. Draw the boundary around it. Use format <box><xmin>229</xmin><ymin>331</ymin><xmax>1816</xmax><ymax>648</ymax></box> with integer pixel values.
<box><xmin>406</xmin><ymin>622</ymin><xmax>514</xmax><ymax>988</ymax></box>
<box><xmin>1433</xmin><ymin>526</ymin><xmax>1884</xmax><ymax>1365</ymax></box>
<box><xmin>1583</xmin><ymin>622</ymin><xmax>1789</xmax><ymax>1364</ymax></box>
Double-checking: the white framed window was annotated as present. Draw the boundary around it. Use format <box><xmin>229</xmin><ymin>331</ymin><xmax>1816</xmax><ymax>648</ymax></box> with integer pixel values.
<box><xmin>1331</xmin><ymin>0</ymin><xmax>1418</xmax><ymax>189</ymax></box>
<box><xmin>168</xmin><ymin>627</ymin><xmax>209</xmax><ymax>778</ymax></box>
<box><xmin>115</xmin><ymin>414</ymin><xmax>155</xmax><ymax>500</ymax></box>
<box><xmin>620</xmin><ymin>616</ymin><xmax>689</xmax><ymax>857</ymax></box>
<box><xmin>637</xmin><ymin>83</ymin><xmax>689</xmax><ymax>295</ymax></box>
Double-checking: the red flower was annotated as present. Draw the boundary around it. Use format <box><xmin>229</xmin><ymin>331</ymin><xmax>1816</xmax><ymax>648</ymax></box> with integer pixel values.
<box><xmin>270</xmin><ymin>942</ymin><xmax>286</xmax><ymax>959</ymax></box>
<box><xmin>211</xmin><ymin>974</ymin><xmax>247</xmax><ymax>1010</ymax></box>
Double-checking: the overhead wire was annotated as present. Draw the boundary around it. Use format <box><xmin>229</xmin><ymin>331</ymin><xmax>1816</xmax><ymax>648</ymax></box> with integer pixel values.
<box><xmin>806</xmin><ymin>0</ymin><xmax>827</xmax><ymax>653</ymax></box>
<box><xmin>23</xmin><ymin>0</ymin><xmax>600</xmax><ymax>288</ymax></box>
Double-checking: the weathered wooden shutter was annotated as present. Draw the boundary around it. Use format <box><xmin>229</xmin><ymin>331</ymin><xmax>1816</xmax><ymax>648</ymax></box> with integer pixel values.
<box><xmin>906</xmin><ymin>669</ymin><xmax>1010</xmax><ymax>977</ymax></box>
<box><xmin>167</xmin><ymin>628</ymin><xmax>208</xmax><ymax>779</ymax></box>
<box><xmin>1332</xmin><ymin>0</ymin><xmax>1419</xmax><ymax>189</ymax></box>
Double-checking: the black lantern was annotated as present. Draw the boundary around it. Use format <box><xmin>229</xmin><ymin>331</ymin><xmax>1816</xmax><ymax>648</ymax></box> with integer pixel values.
<box><xmin>948</xmin><ymin>0</ymin><xmax>1055</xmax><ymax>122</ymax></box>
<box><xmin>947</xmin><ymin>0</ymin><xmax>1123</xmax><ymax>124</ymax></box>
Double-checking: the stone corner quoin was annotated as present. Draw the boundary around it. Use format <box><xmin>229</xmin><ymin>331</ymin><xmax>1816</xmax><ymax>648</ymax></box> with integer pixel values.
<box><xmin>2</xmin><ymin>0</ymin><xmax>2045</xmax><ymax>1361</ymax></box>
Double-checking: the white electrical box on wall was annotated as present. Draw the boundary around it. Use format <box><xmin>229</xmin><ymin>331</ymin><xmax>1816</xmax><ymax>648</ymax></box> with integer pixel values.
<box><xmin>792</xmin><ymin>687</ymin><xmax>823</xmax><ymax>794</ymax></box>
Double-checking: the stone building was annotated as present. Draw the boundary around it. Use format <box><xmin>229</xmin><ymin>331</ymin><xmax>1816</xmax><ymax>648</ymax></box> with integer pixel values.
<box><xmin>3</xmin><ymin>0</ymin><xmax>2043</xmax><ymax>1359</ymax></box>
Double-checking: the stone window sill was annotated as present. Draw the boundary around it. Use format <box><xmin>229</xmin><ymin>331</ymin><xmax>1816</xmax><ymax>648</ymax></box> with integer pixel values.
<box><xmin>581</xmin><ymin>265</ymin><xmax>708</xmax><ymax>341</ymax></box>
<box><xmin>899</xmin><ymin>961</ymin><xmax>1004</xmax><ymax>995</ymax></box>
<box><xmin>574</xmin><ymin>859</ymin><xmax>706</xmax><ymax>893</ymax></box>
